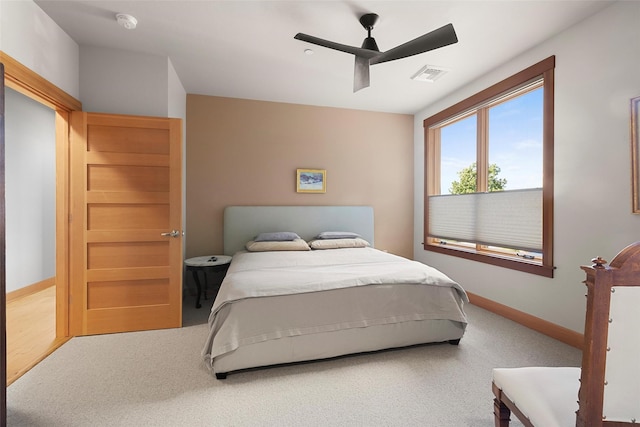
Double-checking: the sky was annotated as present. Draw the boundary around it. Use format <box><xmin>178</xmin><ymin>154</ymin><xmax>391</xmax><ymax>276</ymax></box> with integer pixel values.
<box><xmin>439</xmin><ymin>87</ymin><xmax>543</xmax><ymax>194</ymax></box>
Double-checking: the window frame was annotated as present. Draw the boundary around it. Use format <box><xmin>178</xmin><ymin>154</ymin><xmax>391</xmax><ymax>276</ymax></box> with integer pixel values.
<box><xmin>423</xmin><ymin>56</ymin><xmax>555</xmax><ymax>278</ymax></box>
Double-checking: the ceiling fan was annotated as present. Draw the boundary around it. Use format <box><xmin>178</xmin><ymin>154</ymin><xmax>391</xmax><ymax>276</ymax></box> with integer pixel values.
<box><xmin>294</xmin><ymin>13</ymin><xmax>458</xmax><ymax>92</ymax></box>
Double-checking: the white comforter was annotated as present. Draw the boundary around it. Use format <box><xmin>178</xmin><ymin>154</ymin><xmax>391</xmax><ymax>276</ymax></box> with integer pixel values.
<box><xmin>202</xmin><ymin>248</ymin><xmax>468</xmax><ymax>367</ymax></box>
<box><xmin>211</xmin><ymin>248</ymin><xmax>468</xmax><ymax>312</ymax></box>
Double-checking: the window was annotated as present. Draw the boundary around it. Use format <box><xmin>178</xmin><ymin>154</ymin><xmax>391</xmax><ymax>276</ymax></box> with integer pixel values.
<box><xmin>424</xmin><ymin>56</ymin><xmax>554</xmax><ymax>277</ymax></box>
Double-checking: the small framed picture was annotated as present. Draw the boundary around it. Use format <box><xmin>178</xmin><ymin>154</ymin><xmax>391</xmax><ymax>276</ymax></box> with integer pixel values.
<box><xmin>296</xmin><ymin>169</ymin><xmax>326</xmax><ymax>193</ymax></box>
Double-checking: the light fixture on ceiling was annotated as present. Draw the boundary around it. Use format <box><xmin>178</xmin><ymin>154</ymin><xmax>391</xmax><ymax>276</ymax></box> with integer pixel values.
<box><xmin>411</xmin><ymin>65</ymin><xmax>449</xmax><ymax>83</ymax></box>
<box><xmin>304</xmin><ymin>49</ymin><xmax>314</xmax><ymax>55</ymax></box>
<box><xmin>116</xmin><ymin>13</ymin><xmax>138</xmax><ymax>30</ymax></box>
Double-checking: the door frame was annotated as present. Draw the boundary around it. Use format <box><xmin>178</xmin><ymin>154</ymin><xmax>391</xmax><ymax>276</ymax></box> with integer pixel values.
<box><xmin>1</xmin><ymin>60</ymin><xmax>7</xmax><ymax>427</ymax></box>
<box><xmin>1</xmin><ymin>51</ymin><xmax>81</xmax><ymax>398</ymax></box>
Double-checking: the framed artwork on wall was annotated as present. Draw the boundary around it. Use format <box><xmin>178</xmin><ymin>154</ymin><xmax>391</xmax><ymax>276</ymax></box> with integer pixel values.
<box><xmin>296</xmin><ymin>168</ymin><xmax>326</xmax><ymax>193</ymax></box>
<box><xmin>632</xmin><ymin>96</ymin><xmax>640</xmax><ymax>213</ymax></box>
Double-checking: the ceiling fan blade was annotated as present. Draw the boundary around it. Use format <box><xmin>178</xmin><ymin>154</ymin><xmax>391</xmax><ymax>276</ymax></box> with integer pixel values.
<box><xmin>370</xmin><ymin>23</ymin><xmax>458</xmax><ymax>65</ymax></box>
<box><xmin>353</xmin><ymin>56</ymin><xmax>370</xmax><ymax>92</ymax></box>
<box><xmin>295</xmin><ymin>33</ymin><xmax>380</xmax><ymax>59</ymax></box>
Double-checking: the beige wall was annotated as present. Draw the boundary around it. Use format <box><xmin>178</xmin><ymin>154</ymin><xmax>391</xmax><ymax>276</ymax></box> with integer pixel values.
<box><xmin>186</xmin><ymin>95</ymin><xmax>414</xmax><ymax>258</ymax></box>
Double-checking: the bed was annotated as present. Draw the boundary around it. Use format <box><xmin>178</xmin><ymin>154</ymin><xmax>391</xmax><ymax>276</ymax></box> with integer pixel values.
<box><xmin>201</xmin><ymin>206</ymin><xmax>468</xmax><ymax>379</ymax></box>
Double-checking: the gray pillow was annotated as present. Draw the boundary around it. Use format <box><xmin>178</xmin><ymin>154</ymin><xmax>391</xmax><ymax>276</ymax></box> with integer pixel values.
<box><xmin>315</xmin><ymin>231</ymin><xmax>361</xmax><ymax>240</ymax></box>
<box><xmin>254</xmin><ymin>231</ymin><xmax>300</xmax><ymax>242</ymax></box>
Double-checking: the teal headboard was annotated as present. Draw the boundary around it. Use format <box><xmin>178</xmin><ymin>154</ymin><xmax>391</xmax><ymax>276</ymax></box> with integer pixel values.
<box><xmin>223</xmin><ymin>206</ymin><xmax>374</xmax><ymax>256</ymax></box>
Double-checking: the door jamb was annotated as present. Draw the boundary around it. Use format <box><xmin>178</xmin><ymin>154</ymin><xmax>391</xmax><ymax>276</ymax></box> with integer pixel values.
<box><xmin>0</xmin><ymin>51</ymin><xmax>81</xmax><ymax>355</ymax></box>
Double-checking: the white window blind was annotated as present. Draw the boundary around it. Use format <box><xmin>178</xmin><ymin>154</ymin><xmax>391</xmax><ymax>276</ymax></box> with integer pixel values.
<box><xmin>428</xmin><ymin>188</ymin><xmax>542</xmax><ymax>252</ymax></box>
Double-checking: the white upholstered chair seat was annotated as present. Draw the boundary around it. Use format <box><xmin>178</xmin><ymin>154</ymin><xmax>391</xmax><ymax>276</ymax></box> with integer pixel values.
<box><xmin>492</xmin><ymin>367</ymin><xmax>581</xmax><ymax>427</ymax></box>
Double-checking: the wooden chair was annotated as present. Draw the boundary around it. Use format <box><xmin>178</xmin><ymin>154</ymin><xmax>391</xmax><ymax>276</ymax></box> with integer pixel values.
<box><xmin>492</xmin><ymin>241</ymin><xmax>640</xmax><ymax>427</ymax></box>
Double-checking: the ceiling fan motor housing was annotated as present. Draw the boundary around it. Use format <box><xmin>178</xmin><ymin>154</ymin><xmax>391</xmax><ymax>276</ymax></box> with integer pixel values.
<box><xmin>361</xmin><ymin>37</ymin><xmax>379</xmax><ymax>51</ymax></box>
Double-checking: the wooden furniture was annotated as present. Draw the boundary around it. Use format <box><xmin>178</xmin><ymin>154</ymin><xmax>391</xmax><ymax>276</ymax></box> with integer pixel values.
<box><xmin>492</xmin><ymin>241</ymin><xmax>640</xmax><ymax>426</ymax></box>
<box><xmin>184</xmin><ymin>255</ymin><xmax>231</xmax><ymax>308</ymax></box>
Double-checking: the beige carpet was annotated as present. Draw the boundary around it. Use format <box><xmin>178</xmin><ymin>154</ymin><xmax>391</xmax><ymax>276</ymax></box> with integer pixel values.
<box><xmin>7</xmin><ymin>298</ymin><xmax>581</xmax><ymax>426</ymax></box>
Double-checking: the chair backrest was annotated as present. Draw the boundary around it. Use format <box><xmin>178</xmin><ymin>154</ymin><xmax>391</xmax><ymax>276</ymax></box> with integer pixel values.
<box><xmin>578</xmin><ymin>242</ymin><xmax>640</xmax><ymax>425</ymax></box>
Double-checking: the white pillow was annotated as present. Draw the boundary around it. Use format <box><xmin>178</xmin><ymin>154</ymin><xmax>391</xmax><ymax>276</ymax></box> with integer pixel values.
<box><xmin>309</xmin><ymin>237</ymin><xmax>370</xmax><ymax>250</ymax></box>
<box><xmin>246</xmin><ymin>238</ymin><xmax>311</xmax><ymax>252</ymax></box>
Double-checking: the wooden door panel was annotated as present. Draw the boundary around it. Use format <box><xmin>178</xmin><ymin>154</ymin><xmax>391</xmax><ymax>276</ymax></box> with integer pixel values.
<box><xmin>88</xmin><ymin>165</ymin><xmax>170</xmax><ymax>192</ymax></box>
<box><xmin>71</xmin><ymin>112</ymin><xmax>182</xmax><ymax>336</ymax></box>
<box><xmin>88</xmin><ymin>125</ymin><xmax>170</xmax><ymax>154</ymax></box>
<box><xmin>88</xmin><ymin>242</ymin><xmax>168</xmax><ymax>269</ymax></box>
<box><xmin>87</xmin><ymin>204</ymin><xmax>170</xmax><ymax>229</ymax></box>
<box><xmin>87</xmin><ymin>279</ymin><xmax>170</xmax><ymax>309</ymax></box>
<box><xmin>86</xmin><ymin>304</ymin><xmax>176</xmax><ymax>335</ymax></box>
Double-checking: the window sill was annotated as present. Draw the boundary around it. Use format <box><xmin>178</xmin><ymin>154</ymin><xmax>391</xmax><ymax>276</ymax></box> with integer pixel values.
<box><xmin>424</xmin><ymin>244</ymin><xmax>554</xmax><ymax>278</ymax></box>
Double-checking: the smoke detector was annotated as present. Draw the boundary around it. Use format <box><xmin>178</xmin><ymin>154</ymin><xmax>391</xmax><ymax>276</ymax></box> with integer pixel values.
<box><xmin>411</xmin><ymin>65</ymin><xmax>449</xmax><ymax>83</ymax></box>
<box><xmin>116</xmin><ymin>13</ymin><xmax>138</xmax><ymax>30</ymax></box>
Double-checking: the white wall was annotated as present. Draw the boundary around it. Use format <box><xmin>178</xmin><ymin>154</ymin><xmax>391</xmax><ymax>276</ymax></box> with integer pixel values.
<box><xmin>167</xmin><ymin>58</ymin><xmax>188</xmax><ymax>254</ymax></box>
<box><xmin>80</xmin><ymin>45</ymin><xmax>169</xmax><ymax>116</ymax></box>
<box><xmin>167</xmin><ymin>58</ymin><xmax>186</xmax><ymax>121</ymax></box>
<box><xmin>1</xmin><ymin>0</ymin><xmax>79</xmax><ymax>293</ymax></box>
<box><xmin>79</xmin><ymin>47</ymin><xmax>187</xmax><ymax>123</ymax></box>
<box><xmin>414</xmin><ymin>1</ymin><xmax>640</xmax><ymax>333</ymax></box>
<box><xmin>5</xmin><ymin>87</ymin><xmax>56</xmax><ymax>292</ymax></box>
<box><xmin>0</xmin><ymin>0</ymin><xmax>79</xmax><ymax>99</ymax></box>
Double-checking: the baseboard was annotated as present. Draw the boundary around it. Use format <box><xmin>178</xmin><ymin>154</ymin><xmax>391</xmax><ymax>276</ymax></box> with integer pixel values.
<box><xmin>7</xmin><ymin>277</ymin><xmax>55</xmax><ymax>302</ymax></box>
<box><xmin>467</xmin><ymin>292</ymin><xmax>584</xmax><ymax>350</ymax></box>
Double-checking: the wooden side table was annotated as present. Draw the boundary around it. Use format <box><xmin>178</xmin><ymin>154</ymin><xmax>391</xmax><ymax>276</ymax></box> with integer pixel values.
<box><xmin>184</xmin><ymin>255</ymin><xmax>232</xmax><ymax>308</ymax></box>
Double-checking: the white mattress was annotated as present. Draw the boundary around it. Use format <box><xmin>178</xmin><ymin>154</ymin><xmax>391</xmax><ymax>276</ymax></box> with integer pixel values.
<box><xmin>201</xmin><ymin>248</ymin><xmax>468</xmax><ymax>376</ymax></box>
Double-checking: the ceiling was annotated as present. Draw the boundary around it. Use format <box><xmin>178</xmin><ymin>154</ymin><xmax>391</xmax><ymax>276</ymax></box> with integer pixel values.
<box><xmin>34</xmin><ymin>0</ymin><xmax>614</xmax><ymax>114</ymax></box>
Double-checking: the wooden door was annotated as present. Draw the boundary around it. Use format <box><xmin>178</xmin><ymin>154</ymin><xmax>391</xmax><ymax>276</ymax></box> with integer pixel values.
<box><xmin>70</xmin><ymin>112</ymin><xmax>183</xmax><ymax>335</ymax></box>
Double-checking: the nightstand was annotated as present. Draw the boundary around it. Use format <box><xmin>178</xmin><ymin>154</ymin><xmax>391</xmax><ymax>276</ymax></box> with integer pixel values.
<box><xmin>184</xmin><ymin>255</ymin><xmax>232</xmax><ymax>308</ymax></box>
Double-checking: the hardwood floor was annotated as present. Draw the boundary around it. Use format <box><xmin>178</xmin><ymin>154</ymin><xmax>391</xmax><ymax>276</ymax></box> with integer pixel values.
<box><xmin>6</xmin><ymin>286</ymin><xmax>67</xmax><ymax>385</ymax></box>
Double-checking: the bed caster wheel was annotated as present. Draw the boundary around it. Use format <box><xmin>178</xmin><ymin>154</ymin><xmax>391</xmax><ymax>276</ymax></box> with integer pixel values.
<box><xmin>215</xmin><ymin>372</ymin><xmax>228</xmax><ymax>380</ymax></box>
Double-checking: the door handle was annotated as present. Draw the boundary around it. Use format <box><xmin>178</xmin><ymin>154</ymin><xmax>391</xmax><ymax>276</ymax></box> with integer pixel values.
<box><xmin>161</xmin><ymin>230</ymin><xmax>182</xmax><ymax>238</ymax></box>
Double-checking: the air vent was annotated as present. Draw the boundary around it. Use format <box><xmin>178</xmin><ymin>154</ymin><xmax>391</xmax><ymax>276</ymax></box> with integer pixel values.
<box><xmin>411</xmin><ymin>65</ymin><xmax>449</xmax><ymax>82</ymax></box>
